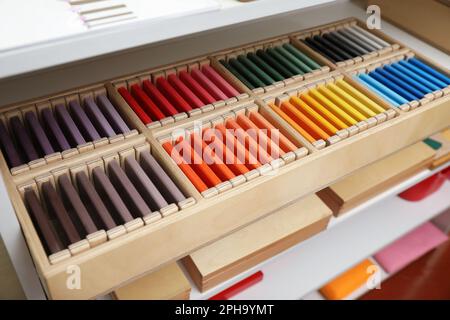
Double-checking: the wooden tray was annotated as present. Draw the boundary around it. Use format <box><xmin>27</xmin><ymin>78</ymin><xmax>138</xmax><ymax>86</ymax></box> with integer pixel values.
<box><xmin>0</xmin><ymin>19</ymin><xmax>448</xmax><ymax>300</ymax></box>
<box><xmin>109</xmin><ymin>55</ymin><xmax>250</xmax><ymax>130</ymax></box>
<box><xmin>290</xmin><ymin>17</ymin><xmax>403</xmax><ymax>69</ymax></box>
<box><xmin>210</xmin><ymin>34</ymin><xmax>332</xmax><ymax>95</ymax></box>
<box><xmin>0</xmin><ymin>83</ymin><xmax>139</xmax><ymax>176</ymax></box>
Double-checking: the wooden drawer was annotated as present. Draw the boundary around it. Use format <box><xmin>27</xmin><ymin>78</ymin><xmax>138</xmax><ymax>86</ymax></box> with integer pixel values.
<box><xmin>113</xmin><ymin>262</ymin><xmax>191</xmax><ymax>300</ymax></box>
<box><xmin>317</xmin><ymin>141</ymin><xmax>436</xmax><ymax>216</ymax></box>
<box><xmin>183</xmin><ymin>194</ymin><xmax>332</xmax><ymax>292</ymax></box>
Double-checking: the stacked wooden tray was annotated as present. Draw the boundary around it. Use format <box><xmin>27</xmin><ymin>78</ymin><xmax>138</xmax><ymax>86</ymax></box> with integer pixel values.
<box><xmin>0</xmin><ymin>18</ymin><xmax>448</xmax><ymax>299</ymax></box>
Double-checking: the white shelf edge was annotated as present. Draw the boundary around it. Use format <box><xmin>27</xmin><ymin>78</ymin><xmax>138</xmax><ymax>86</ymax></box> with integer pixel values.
<box><xmin>0</xmin><ymin>0</ymin><xmax>335</xmax><ymax>79</ymax></box>
<box><xmin>230</xmin><ymin>181</ymin><xmax>450</xmax><ymax>300</ymax></box>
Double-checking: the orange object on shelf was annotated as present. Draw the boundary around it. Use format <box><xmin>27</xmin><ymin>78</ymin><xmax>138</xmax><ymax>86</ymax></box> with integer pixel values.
<box><xmin>320</xmin><ymin>259</ymin><xmax>376</xmax><ymax>300</ymax></box>
<box><xmin>162</xmin><ymin>142</ymin><xmax>208</xmax><ymax>192</ymax></box>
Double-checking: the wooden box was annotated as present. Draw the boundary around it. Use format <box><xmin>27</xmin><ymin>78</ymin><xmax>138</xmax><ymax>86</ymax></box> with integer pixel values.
<box><xmin>210</xmin><ymin>34</ymin><xmax>332</xmax><ymax>95</ymax></box>
<box><xmin>290</xmin><ymin>18</ymin><xmax>402</xmax><ymax>69</ymax></box>
<box><xmin>0</xmin><ymin>83</ymin><xmax>139</xmax><ymax>176</ymax></box>
<box><xmin>109</xmin><ymin>55</ymin><xmax>250</xmax><ymax>130</ymax></box>
<box><xmin>0</xmin><ymin>19</ymin><xmax>448</xmax><ymax>300</ymax></box>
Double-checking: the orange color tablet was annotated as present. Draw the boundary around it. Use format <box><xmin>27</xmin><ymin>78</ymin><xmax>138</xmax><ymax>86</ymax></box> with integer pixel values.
<box><xmin>225</xmin><ymin>118</ymin><xmax>273</xmax><ymax>165</ymax></box>
<box><xmin>236</xmin><ymin>114</ymin><xmax>284</xmax><ymax>159</ymax></box>
<box><xmin>248</xmin><ymin>111</ymin><xmax>298</xmax><ymax>153</ymax></box>
<box><xmin>215</xmin><ymin>124</ymin><xmax>261</xmax><ymax>170</ymax></box>
<box><xmin>162</xmin><ymin>142</ymin><xmax>207</xmax><ymax>192</ymax></box>
<box><xmin>268</xmin><ymin>103</ymin><xmax>316</xmax><ymax>143</ymax></box>
<box><xmin>190</xmin><ymin>133</ymin><xmax>235</xmax><ymax>182</ymax></box>
<box><xmin>280</xmin><ymin>101</ymin><xmax>330</xmax><ymax>140</ymax></box>
<box><xmin>177</xmin><ymin>139</ymin><xmax>222</xmax><ymax>188</ymax></box>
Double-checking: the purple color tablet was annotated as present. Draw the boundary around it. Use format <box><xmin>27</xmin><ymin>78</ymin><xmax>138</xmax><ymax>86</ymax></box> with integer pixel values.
<box><xmin>41</xmin><ymin>108</ymin><xmax>71</xmax><ymax>151</ymax></box>
<box><xmin>0</xmin><ymin>120</ymin><xmax>23</xmax><ymax>167</ymax></box>
<box><xmin>9</xmin><ymin>116</ymin><xmax>39</xmax><ymax>161</ymax></box>
<box><xmin>92</xmin><ymin>167</ymin><xmax>133</xmax><ymax>224</ymax></box>
<box><xmin>59</xmin><ymin>174</ymin><xmax>98</xmax><ymax>236</ymax></box>
<box><xmin>76</xmin><ymin>171</ymin><xmax>116</xmax><ymax>230</ymax></box>
<box><xmin>55</xmin><ymin>104</ymin><xmax>86</xmax><ymax>147</ymax></box>
<box><xmin>84</xmin><ymin>97</ymin><xmax>116</xmax><ymax>138</ymax></box>
<box><xmin>124</xmin><ymin>156</ymin><xmax>169</xmax><ymax>211</ymax></box>
<box><xmin>25</xmin><ymin>111</ymin><xmax>55</xmax><ymax>156</ymax></box>
<box><xmin>108</xmin><ymin>160</ymin><xmax>151</xmax><ymax>218</ymax></box>
<box><xmin>42</xmin><ymin>181</ymin><xmax>81</xmax><ymax>245</ymax></box>
<box><xmin>68</xmin><ymin>100</ymin><xmax>101</xmax><ymax>142</ymax></box>
<box><xmin>139</xmin><ymin>150</ymin><xmax>186</xmax><ymax>203</ymax></box>
<box><xmin>25</xmin><ymin>189</ymin><xmax>63</xmax><ymax>254</ymax></box>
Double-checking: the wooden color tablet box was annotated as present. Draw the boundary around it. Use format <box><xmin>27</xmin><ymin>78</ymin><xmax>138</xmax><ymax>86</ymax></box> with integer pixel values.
<box><xmin>113</xmin><ymin>262</ymin><xmax>191</xmax><ymax>300</ymax></box>
<box><xmin>290</xmin><ymin>18</ymin><xmax>403</xmax><ymax>69</ymax></box>
<box><xmin>317</xmin><ymin>141</ymin><xmax>437</xmax><ymax>216</ymax></box>
<box><xmin>183</xmin><ymin>194</ymin><xmax>332</xmax><ymax>292</ymax></box>
<box><xmin>210</xmin><ymin>34</ymin><xmax>332</xmax><ymax>96</ymax></box>
<box><xmin>0</xmin><ymin>83</ymin><xmax>140</xmax><ymax>176</ymax></box>
<box><xmin>0</xmin><ymin>18</ymin><xmax>449</xmax><ymax>299</ymax></box>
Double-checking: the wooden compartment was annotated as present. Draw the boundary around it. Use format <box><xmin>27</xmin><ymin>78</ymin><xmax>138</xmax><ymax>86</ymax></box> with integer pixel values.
<box><xmin>0</xmin><ymin>83</ymin><xmax>139</xmax><ymax>176</ymax></box>
<box><xmin>113</xmin><ymin>262</ymin><xmax>191</xmax><ymax>300</ymax></box>
<box><xmin>183</xmin><ymin>194</ymin><xmax>332</xmax><ymax>292</ymax></box>
<box><xmin>6</xmin><ymin>135</ymin><xmax>197</xmax><ymax>299</ymax></box>
<box><xmin>317</xmin><ymin>141</ymin><xmax>436</xmax><ymax>216</ymax></box>
<box><xmin>210</xmin><ymin>34</ymin><xmax>331</xmax><ymax>95</ymax></box>
<box><xmin>290</xmin><ymin>18</ymin><xmax>402</xmax><ymax>69</ymax></box>
<box><xmin>154</xmin><ymin>100</ymin><xmax>311</xmax><ymax>198</ymax></box>
<box><xmin>345</xmin><ymin>50</ymin><xmax>450</xmax><ymax>112</ymax></box>
<box><xmin>109</xmin><ymin>56</ymin><xmax>250</xmax><ymax>130</ymax></box>
<box><xmin>260</xmin><ymin>72</ymin><xmax>398</xmax><ymax>149</ymax></box>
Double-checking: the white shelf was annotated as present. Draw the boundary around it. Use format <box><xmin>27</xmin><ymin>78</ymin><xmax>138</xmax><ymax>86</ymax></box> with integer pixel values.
<box><xmin>188</xmin><ymin>165</ymin><xmax>450</xmax><ymax>300</ymax></box>
<box><xmin>229</xmin><ymin>180</ymin><xmax>450</xmax><ymax>300</ymax></box>
<box><xmin>0</xmin><ymin>0</ymin><xmax>335</xmax><ymax>79</ymax></box>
